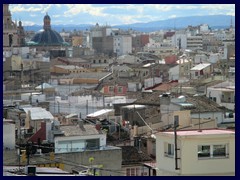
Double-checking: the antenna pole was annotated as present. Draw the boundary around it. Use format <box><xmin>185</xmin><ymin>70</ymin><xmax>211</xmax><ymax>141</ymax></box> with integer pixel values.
<box><xmin>198</xmin><ymin>108</ymin><xmax>201</xmax><ymax>132</ymax></box>
<box><xmin>174</xmin><ymin>123</ymin><xmax>178</xmax><ymax>170</ymax></box>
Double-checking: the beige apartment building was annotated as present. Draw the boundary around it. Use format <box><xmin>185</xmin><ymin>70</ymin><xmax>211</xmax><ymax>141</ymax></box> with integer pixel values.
<box><xmin>156</xmin><ymin>129</ymin><xmax>235</xmax><ymax>176</ymax></box>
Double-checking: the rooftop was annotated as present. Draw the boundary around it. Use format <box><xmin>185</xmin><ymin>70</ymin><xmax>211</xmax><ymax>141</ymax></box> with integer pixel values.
<box><xmin>86</xmin><ymin>109</ymin><xmax>114</xmax><ymax>118</ymax></box>
<box><xmin>60</xmin><ymin>124</ymin><xmax>101</xmax><ymax>136</ymax></box>
<box><xmin>158</xmin><ymin>129</ymin><xmax>235</xmax><ymax>137</ymax></box>
<box><xmin>121</xmin><ymin>146</ymin><xmax>152</xmax><ymax>165</ymax></box>
<box><xmin>22</xmin><ymin>107</ymin><xmax>54</xmax><ymax>120</ymax></box>
<box><xmin>54</xmin><ymin>65</ymin><xmax>85</xmax><ymax>70</ymax></box>
<box><xmin>190</xmin><ymin>63</ymin><xmax>211</xmax><ymax>71</ymax></box>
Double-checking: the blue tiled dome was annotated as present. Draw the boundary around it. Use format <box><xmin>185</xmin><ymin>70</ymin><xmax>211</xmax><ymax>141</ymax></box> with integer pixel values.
<box><xmin>27</xmin><ymin>13</ymin><xmax>69</xmax><ymax>46</ymax></box>
<box><xmin>30</xmin><ymin>29</ymin><xmax>67</xmax><ymax>46</ymax></box>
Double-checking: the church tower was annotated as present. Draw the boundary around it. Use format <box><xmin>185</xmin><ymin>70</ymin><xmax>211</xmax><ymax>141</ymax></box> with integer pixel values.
<box><xmin>3</xmin><ymin>4</ymin><xmax>14</xmax><ymax>30</ymax></box>
<box><xmin>43</xmin><ymin>13</ymin><xmax>51</xmax><ymax>30</ymax></box>
<box><xmin>3</xmin><ymin>4</ymin><xmax>25</xmax><ymax>47</ymax></box>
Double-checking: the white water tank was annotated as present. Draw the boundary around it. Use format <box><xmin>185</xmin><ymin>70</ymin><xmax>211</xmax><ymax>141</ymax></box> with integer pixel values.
<box><xmin>55</xmin><ymin>96</ymin><xmax>61</xmax><ymax>102</ymax></box>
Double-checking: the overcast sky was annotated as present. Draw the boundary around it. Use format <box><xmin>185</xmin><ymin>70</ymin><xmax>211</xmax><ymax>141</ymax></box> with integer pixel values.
<box><xmin>9</xmin><ymin>4</ymin><xmax>235</xmax><ymax>26</ymax></box>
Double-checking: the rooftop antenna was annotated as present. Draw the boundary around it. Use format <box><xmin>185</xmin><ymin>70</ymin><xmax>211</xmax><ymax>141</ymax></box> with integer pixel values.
<box><xmin>230</xmin><ymin>15</ymin><xmax>233</xmax><ymax>29</ymax></box>
<box><xmin>174</xmin><ymin>18</ymin><xmax>177</xmax><ymax>49</ymax></box>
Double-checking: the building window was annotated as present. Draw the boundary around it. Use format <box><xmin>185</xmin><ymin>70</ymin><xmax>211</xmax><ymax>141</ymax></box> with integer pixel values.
<box><xmin>131</xmin><ymin>168</ymin><xmax>135</xmax><ymax>176</ymax></box>
<box><xmin>164</xmin><ymin>143</ymin><xmax>174</xmax><ymax>157</ymax></box>
<box><xmin>198</xmin><ymin>144</ymin><xmax>228</xmax><ymax>159</ymax></box>
<box><xmin>109</xmin><ymin>86</ymin><xmax>114</xmax><ymax>92</ymax></box>
<box><xmin>85</xmin><ymin>139</ymin><xmax>100</xmax><ymax>150</ymax></box>
<box><xmin>126</xmin><ymin>168</ymin><xmax>130</xmax><ymax>176</ymax></box>
<box><xmin>118</xmin><ymin>86</ymin><xmax>123</xmax><ymax>93</ymax></box>
<box><xmin>213</xmin><ymin>145</ymin><xmax>227</xmax><ymax>157</ymax></box>
<box><xmin>126</xmin><ymin>168</ymin><xmax>141</xmax><ymax>176</ymax></box>
<box><xmin>198</xmin><ymin>145</ymin><xmax>210</xmax><ymax>158</ymax></box>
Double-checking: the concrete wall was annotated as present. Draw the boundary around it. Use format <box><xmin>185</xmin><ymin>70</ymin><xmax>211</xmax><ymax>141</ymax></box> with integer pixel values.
<box><xmin>191</xmin><ymin>112</ymin><xmax>223</xmax><ymax>125</ymax></box>
<box><xmin>169</xmin><ymin>65</ymin><xmax>179</xmax><ymax>80</ymax></box>
<box><xmin>55</xmin><ymin>147</ymin><xmax>122</xmax><ymax>176</ymax></box>
<box><xmin>3</xmin><ymin>123</ymin><xmax>16</xmax><ymax>149</ymax></box>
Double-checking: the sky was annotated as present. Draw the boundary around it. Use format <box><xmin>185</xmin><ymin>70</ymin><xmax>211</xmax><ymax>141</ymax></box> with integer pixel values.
<box><xmin>9</xmin><ymin>4</ymin><xmax>235</xmax><ymax>26</ymax></box>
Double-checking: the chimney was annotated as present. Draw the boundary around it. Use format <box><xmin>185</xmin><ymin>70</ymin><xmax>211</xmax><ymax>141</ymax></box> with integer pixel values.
<box><xmin>95</xmin><ymin>122</ymin><xmax>101</xmax><ymax>131</ymax></box>
<box><xmin>24</xmin><ymin>110</ymin><xmax>31</xmax><ymax>129</ymax></box>
<box><xmin>133</xmin><ymin>125</ymin><xmax>138</xmax><ymax>137</ymax></box>
<box><xmin>78</xmin><ymin>119</ymin><xmax>85</xmax><ymax>131</ymax></box>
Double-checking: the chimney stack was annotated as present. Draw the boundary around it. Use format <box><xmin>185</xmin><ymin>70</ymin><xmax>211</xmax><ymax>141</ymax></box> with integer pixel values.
<box><xmin>78</xmin><ymin>119</ymin><xmax>85</xmax><ymax>131</ymax></box>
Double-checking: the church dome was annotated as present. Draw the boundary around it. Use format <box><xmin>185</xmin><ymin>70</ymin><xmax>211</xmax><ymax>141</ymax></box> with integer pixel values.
<box><xmin>29</xmin><ymin>29</ymin><xmax>67</xmax><ymax>46</ymax></box>
<box><xmin>27</xmin><ymin>13</ymin><xmax>69</xmax><ymax>46</ymax></box>
<box><xmin>44</xmin><ymin>14</ymin><xmax>51</xmax><ymax>20</ymax></box>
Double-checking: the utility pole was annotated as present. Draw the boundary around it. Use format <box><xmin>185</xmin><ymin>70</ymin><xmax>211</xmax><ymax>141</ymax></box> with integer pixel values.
<box><xmin>18</xmin><ymin>146</ymin><xmax>21</xmax><ymax>171</ymax></box>
<box><xmin>174</xmin><ymin>115</ymin><xmax>180</xmax><ymax>170</ymax></box>
<box><xmin>86</xmin><ymin>100</ymin><xmax>88</xmax><ymax>116</ymax></box>
<box><xmin>26</xmin><ymin>142</ymin><xmax>30</xmax><ymax>165</ymax></box>
<box><xmin>198</xmin><ymin>108</ymin><xmax>202</xmax><ymax>132</ymax></box>
<box><xmin>102</xmin><ymin>95</ymin><xmax>105</xmax><ymax>108</ymax></box>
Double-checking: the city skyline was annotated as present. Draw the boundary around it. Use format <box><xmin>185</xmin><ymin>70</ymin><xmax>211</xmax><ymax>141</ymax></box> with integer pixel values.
<box><xmin>10</xmin><ymin>4</ymin><xmax>235</xmax><ymax>26</ymax></box>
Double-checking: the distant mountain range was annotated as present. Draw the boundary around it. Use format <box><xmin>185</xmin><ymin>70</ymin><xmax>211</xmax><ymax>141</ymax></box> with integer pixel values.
<box><xmin>24</xmin><ymin>15</ymin><xmax>235</xmax><ymax>33</ymax></box>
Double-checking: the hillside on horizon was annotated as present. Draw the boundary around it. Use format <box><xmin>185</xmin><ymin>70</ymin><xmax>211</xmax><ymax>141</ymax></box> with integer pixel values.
<box><xmin>24</xmin><ymin>15</ymin><xmax>235</xmax><ymax>33</ymax></box>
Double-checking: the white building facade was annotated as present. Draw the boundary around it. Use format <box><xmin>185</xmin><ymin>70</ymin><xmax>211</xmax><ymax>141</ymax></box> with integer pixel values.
<box><xmin>114</xmin><ymin>35</ymin><xmax>132</xmax><ymax>56</ymax></box>
<box><xmin>3</xmin><ymin>122</ymin><xmax>16</xmax><ymax>149</ymax></box>
<box><xmin>54</xmin><ymin>125</ymin><xmax>107</xmax><ymax>154</ymax></box>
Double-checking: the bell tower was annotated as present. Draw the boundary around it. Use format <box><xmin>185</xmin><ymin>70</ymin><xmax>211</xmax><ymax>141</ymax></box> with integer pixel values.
<box><xmin>3</xmin><ymin>4</ymin><xmax>24</xmax><ymax>48</ymax></box>
<box><xmin>3</xmin><ymin>4</ymin><xmax>14</xmax><ymax>30</ymax></box>
<box><xmin>43</xmin><ymin>13</ymin><xmax>51</xmax><ymax>30</ymax></box>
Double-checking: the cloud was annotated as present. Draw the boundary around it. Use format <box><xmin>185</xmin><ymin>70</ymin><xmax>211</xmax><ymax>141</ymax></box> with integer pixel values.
<box><xmin>10</xmin><ymin>4</ymin><xmax>43</xmax><ymax>12</ymax></box>
<box><xmin>55</xmin><ymin>4</ymin><xmax>62</xmax><ymax>8</ymax></box>
<box><xmin>53</xmin><ymin>14</ymin><xmax>61</xmax><ymax>18</ymax></box>
<box><xmin>169</xmin><ymin>15</ymin><xmax>177</xmax><ymax>19</ymax></box>
<box><xmin>63</xmin><ymin>4</ymin><xmax>107</xmax><ymax>17</ymax></box>
<box><xmin>113</xmin><ymin>14</ymin><xmax>155</xmax><ymax>25</ymax></box>
<box><xmin>29</xmin><ymin>14</ymin><xmax>37</xmax><ymax>17</ymax></box>
<box><xmin>226</xmin><ymin>9</ymin><xmax>235</xmax><ymax>16</ymax></box>
<box><xmin>21</xmin><ymin>21</ymin><xmax>36</xmax><ymax>26</ymax></box>
<box><xmin>40</xmin><ymin>4</ymin><xmax>53</xmax><ymax>14</ymax></box>
<box><xmin>10</xmin><ymin>4</ymin><xmax>235</xmax><ymax>26</ymax></box>
<box><xmin>199</xmin><ymin>4</ymin><xmax>234</xmax><ymax>10</ymax></box>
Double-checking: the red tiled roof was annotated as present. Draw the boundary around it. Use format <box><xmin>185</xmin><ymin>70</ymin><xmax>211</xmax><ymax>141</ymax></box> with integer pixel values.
<box><xmin>28</xmin><ymin>122</ymin><xmax>46</xmax><ymax>143</ymax></box>
<box><xmin>153</xmin><ymin>81</ymin><xmax>179</xmax><ymax>91</ymax></box>
<box><xmin>164</xmin><ymin>55</ymin><xmax>178</xmax><ymax>64</ymax></box>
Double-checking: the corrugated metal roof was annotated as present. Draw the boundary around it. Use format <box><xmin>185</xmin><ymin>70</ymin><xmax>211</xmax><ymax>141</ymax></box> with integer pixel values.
<box><xmin>190</xmin><ymin>63</ymin><xmax>210</xmax><ymax>71</ymax></box>
<box><xmin>35</xmin><ymin>83</ymin><xmax>53</xmax><ymax>90</ymax></box>
<box><xmin>87</xmin><ymin>109</ymin><xmax>114</xmax><ymax>118</ymax></box>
